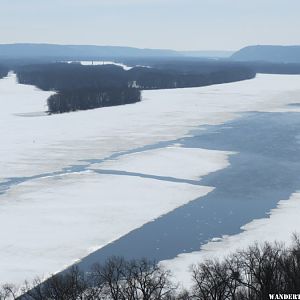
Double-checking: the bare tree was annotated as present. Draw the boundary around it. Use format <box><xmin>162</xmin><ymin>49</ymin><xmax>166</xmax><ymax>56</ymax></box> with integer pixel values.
<box><xmin>21</xmin><ymin>267</ymin><xmax>88</xmax><ymax>300</ymax></box>
<box><xmin>191</xmin><ymin>258</ymin><xmax>240</xmax><ymax>300</ymax></box>
<box><xmin>124</xmin><ymin>258</ymin><xmax>176</xmax><ymax>300</ymax></box>
<box><xmin>233</xmin><ymin>242</ymin><xmax>285</xmax><ymax>299</ymax></box>
<box><xmin>90</xmin><ymin>257</ymin><xmax>176</xmax><ymax>300</ymax></box>
<box><xmin>10</xmin><ymin>236</ymin><xmax>300</xmax><ymax>300</ymax></box>
<box><xmin>0</xmin><ymin>284</ymin><xmax>18</xmax><ymax>300</ymax></box>
<box><xmin>90</xmin><ymin>256</ymin><xmax>127</xmax><ymax>300</ymax></box>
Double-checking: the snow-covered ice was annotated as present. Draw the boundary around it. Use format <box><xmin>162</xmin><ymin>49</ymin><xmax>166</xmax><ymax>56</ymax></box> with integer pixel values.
<box><xmin>1</xmin><ymin>73</ymin><xmax>300</xmax><ymax>181</ymax></box>
<box><xmin>1</xmin><ymin>72</ymin><xmax>300</xmax><ymax>286</ymax></box>
<box><xmin>0</xmin><ymin>72</ymin><xmax>53</xmax><ymax>116</ymax></box>
<box><xmin>91</xmin><ymin>146</ymin><xmax>234</xmax><ymax>181</ymax></box>
<box><xmin>0</xmin><ymin>171</ymin><xmax>213</xmax><ymax>284</ymax></box>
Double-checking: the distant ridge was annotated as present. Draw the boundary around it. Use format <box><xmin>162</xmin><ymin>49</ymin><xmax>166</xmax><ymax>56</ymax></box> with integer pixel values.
<box><xmin>231</xmin><ymin>45</ymin><xmax>300</xmax><ymax>63</ymax></box>
<box><xmin>0</xmin><ymin>43</ymin><xmax>235</xmax><ymax>60</ymax></box>
<box><xmin>0</xmin><ymin>43</ymin><xmax>180</xmax><ymax>58</ymax></box>
<box><xmin>181</xmin><ymin>50</ymin><xmax>233</xmax><ymax>58</ymax></box>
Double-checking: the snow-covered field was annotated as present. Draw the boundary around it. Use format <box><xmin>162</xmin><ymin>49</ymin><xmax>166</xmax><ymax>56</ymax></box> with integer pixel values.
<box><xmin>1</xmin><ymin>73</ymin><xmax>300</xmax><ymax>286</ymax></box>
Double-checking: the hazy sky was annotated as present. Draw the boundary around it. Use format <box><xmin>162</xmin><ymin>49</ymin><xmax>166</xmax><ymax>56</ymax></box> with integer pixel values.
<box><xmin>1</xmin><ymin>0</ymin><xmax>299</xmax><ymax>51</ymax></box>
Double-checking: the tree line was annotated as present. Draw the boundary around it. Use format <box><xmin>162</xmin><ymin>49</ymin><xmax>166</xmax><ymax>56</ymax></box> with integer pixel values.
<box><xmin>245</xmin><ymin>62</ymin><xmax>300</xmax><ymax>75</ymax></box>
<box><xmin>15</xmin><ymin>62</ymin><xmax>256</xmax><ymax>91</ymax></box>
<box><xmin>14</xmin><ymin>62</ymin><xmax>256</xmax><ymax>114</ymax></box>
<box><xmin>47</xmin><ymin>87</ymin><xmax>141</xmax><ymax>113</ymax></box>
<box><xmin>2</xmin><ymin>236</ymin><xmax>300</xmax><ymax>299</ymax></box>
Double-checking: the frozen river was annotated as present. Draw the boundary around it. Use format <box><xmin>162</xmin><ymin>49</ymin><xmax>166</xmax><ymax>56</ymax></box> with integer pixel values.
<box><xmin>75</xmin><ymin>111</ymin><xmax>300</xmax><ymax>271</ymax></box>
<box><xmin>1</xmin><ymin>73</ymin><xmax>300</xmax><ymax>286</ymax></box>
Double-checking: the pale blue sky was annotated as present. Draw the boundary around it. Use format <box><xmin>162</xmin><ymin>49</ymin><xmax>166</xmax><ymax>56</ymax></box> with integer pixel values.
<box><xmin>1</xmin><ymin>0</ymin><xmax>299</xmax><ymax>51</ymax></box>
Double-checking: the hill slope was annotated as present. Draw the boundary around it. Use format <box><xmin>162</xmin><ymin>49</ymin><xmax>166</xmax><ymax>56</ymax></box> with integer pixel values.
<box><xmin>0</xmin><ymin>44</ymin><xmax>236</xmax><ymax>60</ymax></box>
<box><xmin>231</xmin><ymin>45</ymin><xmax>300</xmax><ymax>63</ymax></box>
<box><xmin>0</xmin><ymin>43</ymin><xmax>180</xmax><ymax>59</ymax></box>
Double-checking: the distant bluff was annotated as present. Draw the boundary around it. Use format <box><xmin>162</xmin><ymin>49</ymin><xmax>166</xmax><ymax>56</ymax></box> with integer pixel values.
<box><xmin>231</xmin><ymin>45</ymin><xmax>300</xmax><ymax>63</ymax></box>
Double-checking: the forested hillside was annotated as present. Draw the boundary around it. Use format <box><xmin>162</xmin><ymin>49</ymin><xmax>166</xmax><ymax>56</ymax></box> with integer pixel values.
<box><xmin>232</xmin><ymin>45</ymin><xmax>300</xmax><ymax>63</ymax></box>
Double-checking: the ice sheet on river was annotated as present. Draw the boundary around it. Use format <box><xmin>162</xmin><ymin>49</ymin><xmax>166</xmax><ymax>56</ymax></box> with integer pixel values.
<box><xmin>1</xmin><ymin>73</ymin><xmax>300</xmax><ymax>286</ymax></box>
<box><xmin>0</xmin><ymin>172</ymin><xmax>212</xmax><ymax>285</ymax></box>
<box><xmin>1</xmin><ymin>73</ymin><xmax>300</xmax><ymax>180</ymax></box>
<box><xmin>91</xmin><ymin>146</ymin><xmax>233</xmax><ymax>181</ymax></box>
